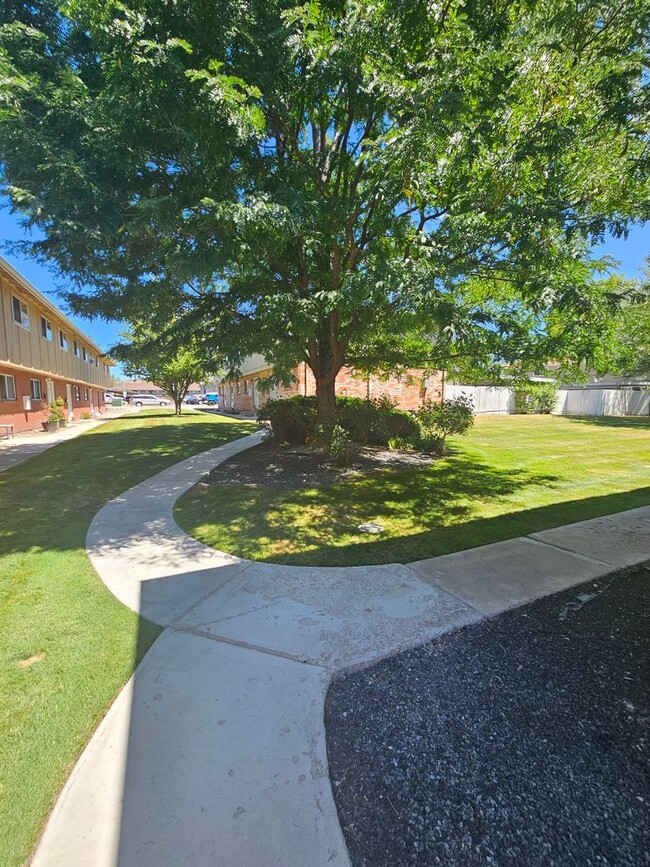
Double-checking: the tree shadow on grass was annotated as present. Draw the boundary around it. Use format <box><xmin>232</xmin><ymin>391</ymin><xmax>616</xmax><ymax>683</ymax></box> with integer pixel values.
<box><xmin>267</xmin><ymin>486</ymin><xmax>650</xmax><ymax>566</ymax></box>
<box><xmin>562</xmin><ymin>415</ymin><xmax>650</xmax><ymax>429</ymax></box>
<box><xmin>176</xmin><ymin>455</ymin><xmax>561</xmax><ymax>566</ymax></box>
<box><xmin>177</xmin><ymin>445</ymin><xmax>650</xmax><ymax>567</ymax></box>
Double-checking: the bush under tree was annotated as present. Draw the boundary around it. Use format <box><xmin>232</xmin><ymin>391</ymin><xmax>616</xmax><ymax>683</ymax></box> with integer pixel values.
<box><xmin>414</xmin><ymin>395</ymin><xmax>475</xmax><ymax>452</ymax></box>
<box><xmin>257</xmin><ymin>394</ymin><xmax>475</xmax><ymax>456</ymax></box>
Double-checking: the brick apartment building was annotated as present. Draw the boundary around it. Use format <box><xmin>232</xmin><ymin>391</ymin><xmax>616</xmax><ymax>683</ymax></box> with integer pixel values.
<box><xmin>0</xmin><ymin>257</ymin><xmax>111</xmax><ymax>433</ymax></box>
<box><xmin>217</xmin><ymin>354</ymin><xmax>443</xmax><ymax>415</ymax></box>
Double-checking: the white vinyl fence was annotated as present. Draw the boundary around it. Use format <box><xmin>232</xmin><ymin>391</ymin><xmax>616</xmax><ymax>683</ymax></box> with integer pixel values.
<box><xmin>445</xmin><ymin>384</ymin><xmax>515</xmax><ymax>414</ymax></box>
<box><xmin>446</xmin><ymin>384</ymin><xmax>650</xmax><ymax>417</ymax></box>
<box><xmin>556</xmin><ymin>387</ymin><xmax>650</xmax><ymax>417</ymax></box>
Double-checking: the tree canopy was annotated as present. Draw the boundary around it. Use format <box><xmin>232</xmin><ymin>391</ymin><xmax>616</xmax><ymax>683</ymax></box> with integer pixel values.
<box><xmin>1</xmin><ymin>0</ymin><xmax>648</xmax><ymax>416</ymax></box>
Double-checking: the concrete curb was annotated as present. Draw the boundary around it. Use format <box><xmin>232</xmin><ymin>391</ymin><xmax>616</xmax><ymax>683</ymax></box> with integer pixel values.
<box><xmin>31</xmin><ymin>432</ymin><xmax>650</xmax><ymax>866</ymax></box>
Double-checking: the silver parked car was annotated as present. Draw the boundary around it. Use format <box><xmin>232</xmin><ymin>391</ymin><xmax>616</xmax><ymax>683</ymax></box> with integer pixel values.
<box><xmin>129</xmin><ymin>393</ymin><xmax>170</xmax><ymax>407</ymax></box>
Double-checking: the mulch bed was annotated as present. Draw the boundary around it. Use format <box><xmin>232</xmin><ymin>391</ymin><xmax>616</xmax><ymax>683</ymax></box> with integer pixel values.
<box><xmin>325</xmin><ymin>567</ymin><xmax>650</xmax><ymax>866</ymax></box>
<box><xmin>204</xmin><ymin>439</ymin><xmax>436</xmax><ymax>490</ymax></box>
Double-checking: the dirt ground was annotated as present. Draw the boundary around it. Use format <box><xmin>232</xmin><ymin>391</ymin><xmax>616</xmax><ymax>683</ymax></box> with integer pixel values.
<box><xmin>204</xmin><ymin>438</ymin><xmax>436</xmax><ymax>490</ymax></box>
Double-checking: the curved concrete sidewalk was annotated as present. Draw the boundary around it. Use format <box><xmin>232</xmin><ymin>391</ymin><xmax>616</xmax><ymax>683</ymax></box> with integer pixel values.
<box><xmin>32</xmin><ymin>432</ymin><xmax>650</xmax><ymax>866</ymax></box>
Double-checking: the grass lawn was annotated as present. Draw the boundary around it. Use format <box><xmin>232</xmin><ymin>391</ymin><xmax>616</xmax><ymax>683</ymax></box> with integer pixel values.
<box><xmin>0</xmin><ymin>410</ymin><xmax>256</xmax><ymax>867</ymax></box>
<box><xmin>175</xmin><ymin>414</ymin><xmax>650</xmax><ymax>567</ymax></box>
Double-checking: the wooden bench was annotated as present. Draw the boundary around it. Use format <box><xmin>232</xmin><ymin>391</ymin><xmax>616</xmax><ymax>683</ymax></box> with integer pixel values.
<box><xmin>0</xmin><ymin>424</ymin><xmax>14</xmax><ymax>440</ymax></box>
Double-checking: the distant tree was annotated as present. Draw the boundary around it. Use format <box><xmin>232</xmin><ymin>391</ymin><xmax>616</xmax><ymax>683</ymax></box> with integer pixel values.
<box><xmin>113</xmin><ymin>326</ymin><xmax>220</xmax><ymax>415</ymax></box>
<box><xmin>0</xmin><ymin>0</ymin><xmax>648</xmax><ymax>420</ymax></box>
<box><xmin>601</xmin><ymin>258</ymin><xmax>650</xmax><ymax>379</ymax></box>
<box><xmin>607</xmin><ymin>301</ymin><xmax>650</xmax><ymax>379</ymax></box>
<box><xmin>548</xmin><ymin>262</ymin><xmax>650</xmax><ymax>381</ymax></box>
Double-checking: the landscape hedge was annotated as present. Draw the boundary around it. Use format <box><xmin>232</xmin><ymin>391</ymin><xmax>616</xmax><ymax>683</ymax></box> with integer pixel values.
<box><xmin>257</xmin><ymin>394</ymin><xmax>470</xmax><ymax>454</ymax></box>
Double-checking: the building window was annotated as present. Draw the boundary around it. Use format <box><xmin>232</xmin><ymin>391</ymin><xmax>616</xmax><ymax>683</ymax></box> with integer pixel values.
<box><xmin>40</xmin><ymin>317</ymin><xmax>53</xmax><ymax>341</ymax></box>
<box><xmin>74</xmin><ymin>386</ymin><xmax>81</xmax><ymax>401</ymax></box>
<box><xmin>0</xmin><ymin>374</ymin><xmax>16</xmax><ymax>401</ymax></box>
<box><xmin>82</xmin><ymin>347</ymin><xmax>88</xmax><ymax>362</ymax></box>
<box><xmin>59</xmin><ymin>330</ymin><xmax>68</xmax><ymax>351</ymax></box>
<box><xmin>236</xmin><ymin>381</ymin><xmax>240</xmax><ymax>394</ymax></box>
<box><xmin>73</xmin><ymin>340</ymin><xmax>80</xmax><ymax>357</ymax></box>
<box><xmin>243</xmin><ymin>380</ymin><xmax>249</xmax><ymax>395</ymax></box>
<box><xmin>11</xmin><ymin>295</ymin><xmax>29</xmax><ymax>329</ymax></box>
<box><xmin>29</xmin><ymin>379</ymin><xmax>42</xmax><ymax>400</ymax></box>
<box><xmin>84</xmin><ymin>388</ymin><xmax>88</xmax><ymax>401</ymax></box>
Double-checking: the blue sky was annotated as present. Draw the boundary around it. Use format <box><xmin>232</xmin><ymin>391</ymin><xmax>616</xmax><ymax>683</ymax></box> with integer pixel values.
<box><xmin>1</xmin><ymin>205</ymin><xmax>648</xmax><ymax>362</ymax></box>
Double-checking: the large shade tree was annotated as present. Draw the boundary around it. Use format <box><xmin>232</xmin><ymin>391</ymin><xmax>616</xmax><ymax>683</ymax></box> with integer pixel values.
<box><xmin>0</xmin><ymin>0</ymin><xmax>648</xmax><ymax>419</ymax></box>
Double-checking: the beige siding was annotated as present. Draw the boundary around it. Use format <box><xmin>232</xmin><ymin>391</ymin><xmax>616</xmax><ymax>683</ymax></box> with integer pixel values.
<box><xmin>0</xmin><ymin>268</ymin><xmax>111</xmax><ymax>389</ymax></box>
<box><xmin>239</xmin><ymin>353</ymin><xmax>271</xmax><ymax>377</ymax></box>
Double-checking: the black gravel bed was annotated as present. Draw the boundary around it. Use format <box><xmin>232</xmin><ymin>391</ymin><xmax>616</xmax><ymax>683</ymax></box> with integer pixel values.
<box><xmin>204</xmin><ymin>440</ymin><xmax>435</xmax><ymax>490</ymax></box>
<box><xmin>325</xmin><ymin>567</ymin><xmax>650</xmax><ymax>866</ymax></box>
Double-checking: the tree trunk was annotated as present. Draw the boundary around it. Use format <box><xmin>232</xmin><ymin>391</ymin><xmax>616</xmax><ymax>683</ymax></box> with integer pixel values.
<box><xmin>315</xmin><ymin>376</ymin><xmax>337</xmax><ymax>424</ymax></box>
<box><xmin>174</xmin><ymin>396</ymin><xmax>182</xmax><ymax>415</ymax></box>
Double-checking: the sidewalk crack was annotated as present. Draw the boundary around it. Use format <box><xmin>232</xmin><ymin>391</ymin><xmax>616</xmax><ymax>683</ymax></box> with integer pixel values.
<box><xmin>171</xmin><ymin>624</ymin><xmax>328</xmax><ymax>668</ymax></box>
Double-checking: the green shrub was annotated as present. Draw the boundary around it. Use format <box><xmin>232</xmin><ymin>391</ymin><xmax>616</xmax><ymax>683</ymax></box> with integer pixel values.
<box><xmin>258</xmin><ymin>393</ymin><xmax>454</xmax><ymax>450</ymax></box>
<box><xmin>336</xmin><ymin>396</ymin><xmax>386</xmax><ymax>444</ymax></box>
<box><xmin>329</xmin><ymin>424</ymin><xmax>353</xmax><ymax>465</ymax></box>
<box><xmin>536</xmin><ymin>382</ymin><xmax>559</xmax><ymax>414</ymax></box>
<box><xmin>259</xmin><ymin>395</ymin><xmax>401</xmax><ymax>446</ymax></box>
<box><xmin>336</xmin><ymin>396</ymin><xmax>421</xmax><ymax>446</ymax></box>
<box><xmin>310</xmin><ymin>420</ymin><xmax>354</xmax><ymax>464</ymax></box>
<box><xmin>385</xmin><ymin>407</ymin><xmax>421</xmax><ymax>442</ymax></box>
<box><xmin>513</xmin><ymin>381</ymin><xmax>558</xmax><ymax>414</ymax></box>
<box><xmin>387</xmin><ymin>435</ymin><xmax>415</xmax><ymax>451</ymax></box>
<box><xmin>418</xmin><ymin>435</ymin><xmax>445</xmax><ymax>455</ymax></box>
<box><xmin>414</xmin><ymin>394</ymin><xmax>474</xmax><ymax>447</ymax></box>
<box><xmin>513</xmin><ymin>385</ymin><xmax>537</xmax><ymax>414</ymax></box>
<box><xmin>257</xmin><ymin>396</ymin><xmax>318</xmax><ymax>443</ymax></box>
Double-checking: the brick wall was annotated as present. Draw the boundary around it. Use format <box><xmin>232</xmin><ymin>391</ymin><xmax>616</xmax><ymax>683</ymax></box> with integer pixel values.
<box><xmin>225</xmin><ymin>364</ymin><xmax>443</xmax><ymax>414</ymax></box>
<box><xmin>233</xmin><ymin>380</ymin><xmax>255</xmax><ymax>414</ymax></box>
<box><xmin>0</xmin><ymin>365</ymin><xmax>105</xmax><ymax>433</ymax></box>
